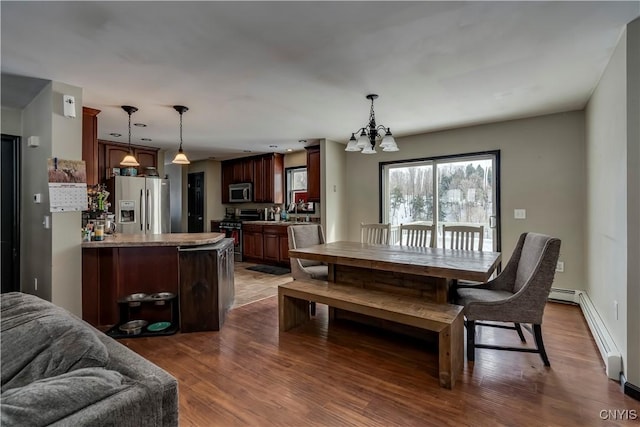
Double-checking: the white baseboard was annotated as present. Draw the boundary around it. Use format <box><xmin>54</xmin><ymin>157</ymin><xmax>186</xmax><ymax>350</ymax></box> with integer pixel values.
<box><xmin>549</xmin><ymin>288</ymin><xmax>621</xmax><ymax>380</ymax></box>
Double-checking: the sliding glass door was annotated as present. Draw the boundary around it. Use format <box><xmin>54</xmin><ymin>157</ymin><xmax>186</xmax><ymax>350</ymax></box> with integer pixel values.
<box><xmin>381</xmin><ymin>152</ymin><xmax>499</xmax><ymax>251</ymax></box>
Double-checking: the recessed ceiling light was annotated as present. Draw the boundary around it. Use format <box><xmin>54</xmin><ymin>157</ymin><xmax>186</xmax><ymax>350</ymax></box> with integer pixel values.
<box><xmin>109</xmin><ymin>133</ymin><xmax>122</xmax><ymax>137</ymax></box>
<box><xmin>134</xmin><ymin>123</ymin><xmax>147</xmax><ymax>127</ymax></box>
<box><xmin>298</xmin><ymin>139</ymin><xmax>307</xmax><ymax>143</ymax></box>
<box><xmin>243</xmin><ymin>150</ymin><xmax>252</xmax><ymax>153</ymax></box>
<box><xmin>286</xmin><ymin>148</ymin><xmax>293</xmax><ymax>152</ymax></box>
<box><xmin>141</xmin><ymin>138</ymin><xmax>152</xmax><ymax>141</ymax></box>
<box><xmin>269</xmin><ymin>145</ymin><xmax>278</xmax><ymax>148</ymax></box>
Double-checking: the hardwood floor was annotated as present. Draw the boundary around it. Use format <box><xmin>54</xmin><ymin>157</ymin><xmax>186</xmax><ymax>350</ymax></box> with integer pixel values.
<box><xmin>232</xmin><ymin>261</ymin><xmax>292</xmax><ymax>308</ymax></box>
<box><xmin>121</xmin><ymin>266</ymin><xmax>640</xmax><ymax>426</ymax></box>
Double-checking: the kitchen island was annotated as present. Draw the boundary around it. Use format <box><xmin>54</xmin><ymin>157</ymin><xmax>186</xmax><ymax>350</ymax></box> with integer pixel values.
<box><xmin>82</xmin><ymin>233</ymin><xmax>234</xmax><ymax>332</ymax></box>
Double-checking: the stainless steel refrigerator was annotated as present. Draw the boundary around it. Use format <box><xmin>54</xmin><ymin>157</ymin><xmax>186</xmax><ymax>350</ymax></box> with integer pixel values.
<box><xmin>107</xmin><ymin>176</ymin><xmax>170</xmax><ymax>234</ymax></box>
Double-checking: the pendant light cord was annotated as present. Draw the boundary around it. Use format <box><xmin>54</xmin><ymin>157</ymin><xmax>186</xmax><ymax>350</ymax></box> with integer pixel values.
<box><xmin>179</xmin><ymin>112</ymin><xmax>184</xmax><ymax>151</ymax></box>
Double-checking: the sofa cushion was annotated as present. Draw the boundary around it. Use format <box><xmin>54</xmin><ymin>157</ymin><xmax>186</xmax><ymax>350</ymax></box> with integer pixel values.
<box><xmin>0</xmin><ymin>367</ymin><xmax>128</xmax><ymax>427</ymax></box>
<box><xmin>1</xmin><ymin>292</ymin><xmax>109</xmax><ymax>392</ymax></box>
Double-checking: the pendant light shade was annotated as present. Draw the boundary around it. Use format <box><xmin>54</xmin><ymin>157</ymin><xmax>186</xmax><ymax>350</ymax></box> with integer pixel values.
<box><xmin>172</xmin><ymin>105</ymin><xmax>190</xmax><ymax>165</ymax></box>
<box><xmin>120</xmin><ymin>105</ymin><xmax>140</xmax><ymax>167</ymax></box>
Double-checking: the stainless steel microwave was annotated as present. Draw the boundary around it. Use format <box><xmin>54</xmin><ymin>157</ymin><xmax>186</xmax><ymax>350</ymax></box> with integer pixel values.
<box><xmin>229</xmin><ymin>183</ymin><xmax>252</xmax><ymax>203</ymax></box>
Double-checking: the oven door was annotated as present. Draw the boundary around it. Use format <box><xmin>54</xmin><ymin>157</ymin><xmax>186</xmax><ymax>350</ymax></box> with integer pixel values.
<box><xmin>221</xmin><ymin>227</ymin><xmax>243</xmax><ymax>261</ymax></box>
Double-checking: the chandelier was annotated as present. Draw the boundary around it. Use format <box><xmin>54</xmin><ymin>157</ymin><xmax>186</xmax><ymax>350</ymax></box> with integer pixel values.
<box><xmin>120</xmin><ymin>105</ymin><xmax>140</xmax><ymax>167</ymax></box>
<box><xmin>345</xmin><ymin>94</ymin><xmax>398</xmax><ymax>154</ymax></box>
<box><xmin>172</xmin><ymin>105</ymin><xmax>190</xmax><ymax>165</ymax></box>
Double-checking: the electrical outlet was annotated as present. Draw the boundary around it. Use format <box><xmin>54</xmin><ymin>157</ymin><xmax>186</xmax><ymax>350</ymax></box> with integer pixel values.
<box><xmin>514</xmin><ymin>209</ymin><xmax>526</xmax><ymax>219</ymax></box>
<box><xmin>556</xmin><ymin>261</ymin><xmax>564</xmax><ymax>273</ymax></box>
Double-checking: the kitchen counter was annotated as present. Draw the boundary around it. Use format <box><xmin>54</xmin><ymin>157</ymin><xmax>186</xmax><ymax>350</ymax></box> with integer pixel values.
<box><xmin>242</xmin><ymin>220</ymin><xmax>315</xmax><ymax>226</ymax></box>
<box><xmin>82</xmin><ymin>232</ymin><xmax>225</xmax><ymax>248</ymax></box>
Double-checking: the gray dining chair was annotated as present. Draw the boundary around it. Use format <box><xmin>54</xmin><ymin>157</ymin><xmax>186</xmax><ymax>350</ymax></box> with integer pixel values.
<box><xmin>455</xmin><ymin>232</ymin><xmax>561</xmax><ymax>366</ymax></box>
<box><xmin>287</xmin><ymin>224</ymin><xmax>328</xmax><ymax>316</ymax></box>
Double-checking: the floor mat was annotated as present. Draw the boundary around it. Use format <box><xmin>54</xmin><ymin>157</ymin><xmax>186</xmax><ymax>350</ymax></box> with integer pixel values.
<box><xmin>246</xmin><ymin>265</ymin><xmax>291</xmax><ymax>275</ymax></box>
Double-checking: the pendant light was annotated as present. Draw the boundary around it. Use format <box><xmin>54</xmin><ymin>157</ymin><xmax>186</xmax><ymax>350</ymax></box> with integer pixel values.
<box><xmin>120</xmin><ymin>105</ymin><xmax>140</xmax><ymax>167</ymax></box>
<box><xmin>345</xmin><ymin>94</ymin><xmax>398</xmax><ymax>154</ymax></box>
<box><xmin>172</xmin><ymin>105</ymin><xmax>190</xmax><ymax>165</ymax></box>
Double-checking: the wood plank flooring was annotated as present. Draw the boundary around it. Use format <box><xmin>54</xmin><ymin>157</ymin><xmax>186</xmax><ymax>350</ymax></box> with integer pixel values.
<box><xmin>121</xmin><ymin>265</ymin><xmax>640</xmax><ymax>426</ymax></box>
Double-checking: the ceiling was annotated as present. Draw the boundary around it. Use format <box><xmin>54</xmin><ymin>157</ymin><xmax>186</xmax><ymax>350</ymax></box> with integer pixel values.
<box><xmin>2</xmin><ymin>1</ymin><xmax>638</xmax><ymax>161</ymax></box>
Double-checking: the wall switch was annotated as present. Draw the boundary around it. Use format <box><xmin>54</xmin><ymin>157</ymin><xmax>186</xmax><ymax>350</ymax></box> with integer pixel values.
<box><xmin>43</xmin><ymin>216</ymin><xmax>50</xmax><ymax>229</ymax></box>
<box><xmin>34</xmin><ymin>278</ymin><xmax>38</xmax><ymax>291</ymax></box>
<box><xmin>514</xmin><ymin>209</ymin><xmax>526</xmax><ymax>219</ymax></box>
<box><xmin>556</xmin><ymin>261</ymin><xmax>564</xmax><ymax>273</ymax></box>
<box><xmin>614</xmin><ymin>301</ymin><xmax>619</xmax><ymax>320</ymax></box>
<box><xmin>34</xmin><ymin>193</ymin><xmax>42</xmax><ymax>203</ymax></box>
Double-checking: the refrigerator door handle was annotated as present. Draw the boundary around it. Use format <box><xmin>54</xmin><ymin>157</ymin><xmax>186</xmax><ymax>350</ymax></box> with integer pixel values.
<box><xmin>140</xmin><ymin>189</ymin><xmax>144</xmax><ymax>231</ymax></box>
<box><xmin>146</xmin><ymin>189</ymin><xmax>151</xmax><ymax>231</ymax></box>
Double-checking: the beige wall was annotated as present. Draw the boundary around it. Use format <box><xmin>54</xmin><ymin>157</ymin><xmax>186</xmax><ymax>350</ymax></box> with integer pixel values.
<box><xmin>1</xmin><ymin>107</ymin><xmax>22</xmax><ymax>135</ymax></box>
<box><xmin>586</xmin><ymin>19</ymin><xmax>640</xmax><ymax>386</ymax></box>
<box><xmin>18</xmin><ymin>81</ymin><xmax>84</xmax><ymax>316</ymax></box>
<box><xmin>321</xmin><ymin>139</ymin><xmax>347</xmax><ymax>243</ymax></box>
<box><xmin>342</xmin><ymin>111</ymin><xmax>586</xmax><ymax>293</ymax></box>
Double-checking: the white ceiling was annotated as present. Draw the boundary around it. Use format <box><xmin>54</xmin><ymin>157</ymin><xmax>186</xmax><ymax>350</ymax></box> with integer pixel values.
<box><xmin>1</xmin><ymin>1</ymin><xmax>638</xmax><ymax>161</ymax></box>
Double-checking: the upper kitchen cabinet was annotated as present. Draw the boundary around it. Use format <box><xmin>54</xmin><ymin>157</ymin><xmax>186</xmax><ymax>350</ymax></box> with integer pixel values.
<box><xmin>305</xmin><ymin>145</ymin><xmax>320</xmax><ymax>202</ymax></box>
<box><xmin>82</xmin><ymin>107</ymin><xmax>101</xmax><ymax>186</ymax></box>
<box><xmin>99</xmin><ymin>140</ymin><xmax>159</xmax><ymax>182</ymax></box>
<box><xmin>254</xmin><ymin>153</ymin><xmax>283</xmax><ymax>204</ymax></box>
<box><xmin>221</xmin><ymin>153</ymin><xmax>283</xmax><ymax>204</ymax></box>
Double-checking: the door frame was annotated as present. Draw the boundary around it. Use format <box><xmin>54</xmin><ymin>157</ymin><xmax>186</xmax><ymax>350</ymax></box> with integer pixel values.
<box><xmin>1</xmin><ymin>134</ymin><xmax>21</xmax><ymax>292</ymax></box>
<box><xmin>379</xmin><ymin>150</ymin><xmax>501</xmax><ymax>252</ymax></box>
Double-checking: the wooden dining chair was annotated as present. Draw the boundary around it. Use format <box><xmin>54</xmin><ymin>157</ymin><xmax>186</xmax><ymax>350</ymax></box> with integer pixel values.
<box><xmin>442</xmin><ymin>225</ymin><xmax>484</xmax><ymax>251</ymax></box>
<box><xmin>360</xmin><ymin>223</ymin><xmax>391</xmax><ymax>245</ymax></box>
<box><xmin>399</xmin><ymin>224</ymin><xmax>436</xmax><ymax>248</ymax></box>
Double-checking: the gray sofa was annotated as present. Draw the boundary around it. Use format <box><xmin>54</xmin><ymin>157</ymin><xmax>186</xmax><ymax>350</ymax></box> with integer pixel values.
<box><xmin>0</xmin><ymin>292</ymin><xmax>178</xmax><ymax>426</ymax></box>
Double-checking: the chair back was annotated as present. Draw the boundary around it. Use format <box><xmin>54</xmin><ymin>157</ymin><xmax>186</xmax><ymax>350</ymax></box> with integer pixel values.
<box><xmin>442</xmin><ymin>225</ymin><xmax>484</xmax><ymax>251</ymax></box>
<box><xmin>513</xmin><ymin>233</ymin><xmax>560</xmax><ymax>294</ymax></box>
<box><xmin>288</xmin><ymin>224</ymin><xmax>325</xmax><ymax>268</ymax></box>
<box><xmin>399</xmin><ymin>224</ymin><xmax>436</xmax><ymax>248</ymax></box>
<box><xmin>360</xmin><ymin>223</ymin><xmax>391</xmax><ymax>245</ymax></box>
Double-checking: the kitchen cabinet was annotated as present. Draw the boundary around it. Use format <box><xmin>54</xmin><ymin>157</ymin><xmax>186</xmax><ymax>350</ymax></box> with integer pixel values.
<box><xmin>82</xmin><ymin>107</ymin><xmax>101</xmax><ymax>186</ymax></box>
<box><xmin>245</xmin><ymin>224</ymin><xmax>290</xmax><ymax>267</ymax></box>
<box><xmin>306</xmin><ymin>146</ymin><xmax>320</xmax><ymax>202</ymax></box>
<box><xmin>254</xmin><ymin>153</ymin><xmax>283</xmax><ymax>203</ymax></box>
<box><xmin>242</xmin><ymin>224</ymin><xmax>264</xmax><ymax>261</ymax></box>
<box><xmin>99</xmin><ymin>140</ymin><xmax>159</xmax><ymax>182</ymax></box>
<box><xmin>221</xmin><ymin>153</ymin><xmax>283</xmax><ymax>203</ymax></box>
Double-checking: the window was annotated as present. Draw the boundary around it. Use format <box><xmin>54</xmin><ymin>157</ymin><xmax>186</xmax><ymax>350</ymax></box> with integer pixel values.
<box><xmin>381</xmin><ymin>151</ymin><xmax>500</xmax><ymax>250</ymax></box>
<box><xmin>285</xmin><ymin>167</ymin><xmax>315</xmax><ymax>213</ymax></box>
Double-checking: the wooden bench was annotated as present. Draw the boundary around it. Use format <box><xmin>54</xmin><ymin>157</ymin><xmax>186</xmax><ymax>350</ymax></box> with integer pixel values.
<box><xmin>278</xmin><ymin>280</ymin><xmax>464</xmax><ymax>389</ymax></box>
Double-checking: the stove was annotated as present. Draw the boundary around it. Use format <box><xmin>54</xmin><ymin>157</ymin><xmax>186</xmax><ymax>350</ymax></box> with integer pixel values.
<box><xmin>219</xmin><ymin>209</ymin><xmax>261</xmax><ymax>261</ymax></box>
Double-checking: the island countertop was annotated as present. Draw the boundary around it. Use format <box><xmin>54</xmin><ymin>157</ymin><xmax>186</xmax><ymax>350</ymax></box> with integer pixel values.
<box><xmin>81</xmin><ymin>232</ymin><xmax>226</xmax><ymax>248</ymax></box>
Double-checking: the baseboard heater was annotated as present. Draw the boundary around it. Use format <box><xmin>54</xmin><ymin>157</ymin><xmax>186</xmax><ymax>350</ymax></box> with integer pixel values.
<box><xmin>548</xmin><ymin>287</ymin><xmax>621</xmax><ymax>380</ymax></box>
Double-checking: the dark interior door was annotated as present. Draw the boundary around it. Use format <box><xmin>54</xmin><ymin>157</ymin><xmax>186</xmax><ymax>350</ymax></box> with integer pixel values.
<box><xmin>187</xmin><ymin>172</ymin><xmax>204</xmax><ymax>233</ymax></box>
<box><xmin>1</xmin><ymin>134</ymin><xmax>21</xmax><ymax>293</ymax></box>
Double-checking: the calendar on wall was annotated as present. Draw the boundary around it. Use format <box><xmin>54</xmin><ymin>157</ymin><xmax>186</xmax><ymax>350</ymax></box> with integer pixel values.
<box><xmin>47</xmin><ymin>158</ymin><xmax>88</xmax><ymax>212</ymax></box>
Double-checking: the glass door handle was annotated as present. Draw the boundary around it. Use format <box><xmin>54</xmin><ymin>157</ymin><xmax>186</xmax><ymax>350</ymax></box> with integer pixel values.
<box><xmin>489</xmin><ymin>216</ymin><xmax>497</xmax><ymax>228</ymax></box>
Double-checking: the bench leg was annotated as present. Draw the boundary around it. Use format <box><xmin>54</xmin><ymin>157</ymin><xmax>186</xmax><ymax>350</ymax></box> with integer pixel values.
<box><xmin>279</xmin><ymin>293</ymin><xmax>311</xmax><ymax>332</ymax></box>
<box><xmin>438</xmin><ymin>313</ymin><xmax>464</xmax><ymax>389</ymax></box>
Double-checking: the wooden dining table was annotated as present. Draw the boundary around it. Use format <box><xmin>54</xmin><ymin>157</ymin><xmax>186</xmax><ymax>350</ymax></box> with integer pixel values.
<box><xmin>289</xmin><ymin>241</ymin><xmax>502</xmax><ymax>304</ymax></box>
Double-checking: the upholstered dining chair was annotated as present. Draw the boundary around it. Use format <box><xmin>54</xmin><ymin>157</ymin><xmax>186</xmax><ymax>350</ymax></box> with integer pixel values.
<box><xmin>399</xmin><ymin>224</ymin><xmax>436</xmax><ymax>248</ymax></box>
<box><xmin>455</xmin><ymin>232</ymin><xmax>561</xmax><ymax>366</ymax></box>
<box><xmin>360</xmin><ymin>222</ymin><xmax>391</xmax><ymax>245</ymax></box>
<box><xmin>287</xmin><ymin>224</ymin><xmax>328</xmax><ymax>315</ymax></box>
<box><xmin>442</xmin><ymin>225</ymin><xmax>484</xmax><ymax>251</ymax></box>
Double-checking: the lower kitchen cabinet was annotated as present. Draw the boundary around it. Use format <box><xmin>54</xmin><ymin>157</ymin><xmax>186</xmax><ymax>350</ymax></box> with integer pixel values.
<box><xmin>242</xmin><ymin>224</ymin><xmax>291</xmax><ymax>267</ymax></box>
<box><xmin>242</xmin><ymin>224</ymin><xmax>264</xmax><ymax>262</ymax></box>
